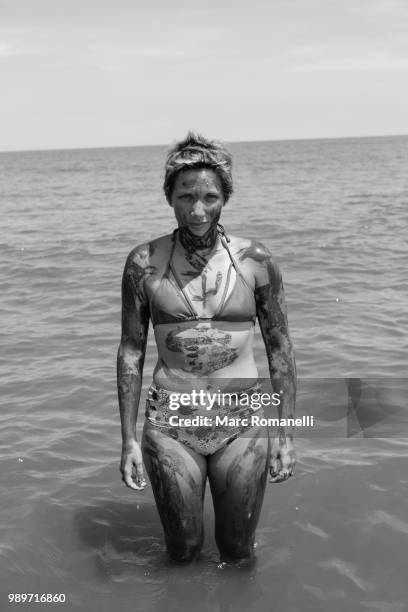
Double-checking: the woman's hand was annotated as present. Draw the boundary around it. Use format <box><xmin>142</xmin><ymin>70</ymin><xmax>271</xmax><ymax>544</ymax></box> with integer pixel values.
<box><xmin>269</xmin><ymin>434</ymin><xmax>296</xmax><ymax>483</ymax></box>
<box><xmin>120</xmin><ymin>439</ymin><xmax>147</xmax><ymax>491</ymax></box>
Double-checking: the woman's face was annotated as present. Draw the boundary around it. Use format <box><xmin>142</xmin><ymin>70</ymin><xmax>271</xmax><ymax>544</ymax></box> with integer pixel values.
<box><xmin>170</xmin><ymin>168</ymin><xmax>225</xmax><ymax>236</ymax></box>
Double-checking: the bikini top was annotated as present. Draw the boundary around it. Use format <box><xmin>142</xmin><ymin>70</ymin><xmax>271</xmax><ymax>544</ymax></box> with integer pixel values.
<box><xmin>148</xmin><ymin>228</ymin><xmax>256</xmax><ymax>328</ymax></box>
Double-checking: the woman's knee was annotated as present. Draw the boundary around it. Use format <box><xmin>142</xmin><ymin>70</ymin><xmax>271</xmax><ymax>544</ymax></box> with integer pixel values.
<box><xmin>166</xmin><ymin>533</ymin><xmax>204</xmax><ymax>563</ymax></box>
<box><xmin>216</xmin><ymin>534</ymin><xmax>255</xmax><ymax>562</ymax></box>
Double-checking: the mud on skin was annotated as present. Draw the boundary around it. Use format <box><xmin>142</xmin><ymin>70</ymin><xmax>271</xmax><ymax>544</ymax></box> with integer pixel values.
<box><xmin>165</xmin><ymin>328</ymin><xmax>238</xmax><ymax>374</ymax></box>
<box><xmin>240</xmin><ymin>241</ymin><xmax>296</xmax><ymax>393</ymax></box>
<box><xmin>142</xmin><ymin>430</ymin><xmax>205</xmax><ymax>562</ymax></box>
<box><xmin>209</xmin><ymin>429</ymin><xmax>270</xmax><ymax>562</ymax></box>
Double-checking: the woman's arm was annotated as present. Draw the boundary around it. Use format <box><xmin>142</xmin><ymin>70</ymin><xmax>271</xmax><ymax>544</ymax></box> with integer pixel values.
<box><xmin>117</xmin><ymin>245</ymin><xmax>151</xmax><ymax>490</ymax></box>
<box><xmin>251</xmin><ymin>243</ymin><xmax>297</xmax><ymax>482</ymax></box>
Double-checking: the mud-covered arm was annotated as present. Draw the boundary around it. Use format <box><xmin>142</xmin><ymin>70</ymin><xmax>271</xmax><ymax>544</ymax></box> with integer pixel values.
<box><xmin>117</xmin><ymin>246</ymin><xmax>151</xmax><ymax>489</ymax></box>
<box><xmin>253</xmin><ymin>244</ymin><xmax>297</xmax><ymax>482</ymax></box>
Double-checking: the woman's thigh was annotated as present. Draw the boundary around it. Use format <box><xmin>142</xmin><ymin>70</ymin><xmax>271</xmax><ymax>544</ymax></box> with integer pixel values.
<box><xmin>207</xmin><ymin>425</ymin><xmax>270</xmax><ymax>560</ymax></box>
<box><xmin>141</xmin><ymin>422</ymin><xmax>207</xmax><ymax>559</ymax></box>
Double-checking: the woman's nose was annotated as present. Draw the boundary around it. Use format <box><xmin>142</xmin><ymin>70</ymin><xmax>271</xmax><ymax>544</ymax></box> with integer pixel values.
<box><xmin>191</xmin><ymin>199</ymin><xmax>206</xmax><ymax>217</ymax></box>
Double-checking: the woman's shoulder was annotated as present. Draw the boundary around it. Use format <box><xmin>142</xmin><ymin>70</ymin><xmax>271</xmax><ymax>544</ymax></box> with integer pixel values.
<box><xmin>227</xmin><ymin>234</ymin><xmax>273</xmax><ymax>264</ymax></box>
<box><xmin>125</xmin><ymin>233</ymin><xmax>174</xmax><ymax>269</ymax></box>
<box><xmin>228</xmin><ymin>234</ymin><xmax>282</xmax><ymax>287</ymax></box>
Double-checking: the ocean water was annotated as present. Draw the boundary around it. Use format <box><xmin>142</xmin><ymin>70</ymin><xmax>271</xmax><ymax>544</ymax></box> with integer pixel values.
<box><xmin>1</xmin><ymin>136</ymin><xmax>408</xmax><ymax>611</ymax></box>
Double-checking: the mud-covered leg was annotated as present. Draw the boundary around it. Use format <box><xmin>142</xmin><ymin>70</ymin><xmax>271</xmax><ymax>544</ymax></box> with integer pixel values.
<box><xmin>207</xmin><ymin>426</ymin><xmax>269</xmax><ymax>563</ymax></box>
<box><xmin>142</xmin><ymin>422</ymin><xmax>207</xmax><ymax>562</ymax></box>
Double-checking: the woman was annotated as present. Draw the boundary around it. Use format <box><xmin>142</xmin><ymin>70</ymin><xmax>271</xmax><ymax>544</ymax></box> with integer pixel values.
<box><xmin>117</xmin><ymin>133</ymin><xmax>296</xmax><ymax>564</ymax></box>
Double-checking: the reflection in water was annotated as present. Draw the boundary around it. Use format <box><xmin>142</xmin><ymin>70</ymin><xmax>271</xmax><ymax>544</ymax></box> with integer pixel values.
<box><xmin>75</xmin><ymin>501</ymin><xmax>166</xmax><ymax>577</ymax></box>
<box><xmin>74</xmin><ymin>500</ymin><xmax>264</xmax><ymax>612</ymax></box>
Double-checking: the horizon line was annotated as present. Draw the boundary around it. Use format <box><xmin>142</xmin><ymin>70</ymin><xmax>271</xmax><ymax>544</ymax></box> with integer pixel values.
<box><xmin>1</xmin><ymin>132</ymin><xmax>407</xmax><ymax>155</ymax></box>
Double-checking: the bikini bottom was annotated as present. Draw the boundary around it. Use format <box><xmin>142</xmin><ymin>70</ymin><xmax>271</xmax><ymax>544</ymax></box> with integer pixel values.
<box><xmin>144</xmin><ymin>381</ymin><xmax>265</xmax><ymax>456</ymax></box>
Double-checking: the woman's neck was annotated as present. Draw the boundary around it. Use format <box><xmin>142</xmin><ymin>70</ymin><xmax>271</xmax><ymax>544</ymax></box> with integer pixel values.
<box><xmin>178</xmin><ymin>223</ymin><xmax>219</xmax><ymax>253</ymax></box>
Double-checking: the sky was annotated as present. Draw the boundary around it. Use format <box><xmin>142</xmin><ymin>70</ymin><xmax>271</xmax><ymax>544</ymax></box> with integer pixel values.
<box><xmin>1</xmin><ymin>0</ymin><xmax>408</xmax><ymax>151</ymax></box>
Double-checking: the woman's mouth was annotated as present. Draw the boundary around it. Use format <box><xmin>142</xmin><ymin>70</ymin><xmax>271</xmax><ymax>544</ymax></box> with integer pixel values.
<box><xmin>188</xmin><ymin>222</ymin><xmax>209</xmax><ymax>231</ymax></box>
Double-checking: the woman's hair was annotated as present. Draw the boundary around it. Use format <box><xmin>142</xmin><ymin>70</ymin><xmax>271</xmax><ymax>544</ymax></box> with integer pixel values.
<box><xmin>163</xmin><ymin>132</ymin><xmax>233</xmax><ymax>203</ymax></box>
